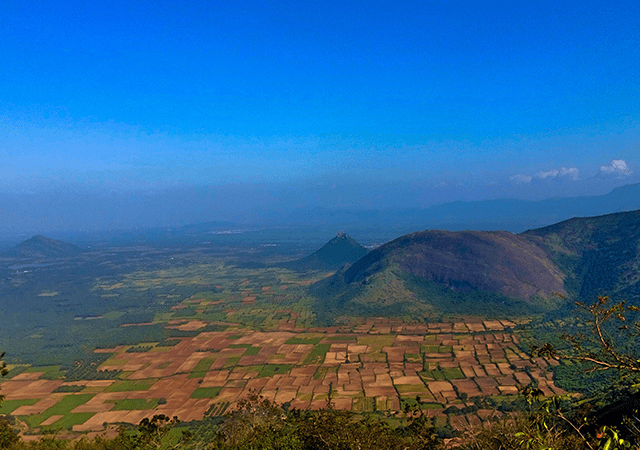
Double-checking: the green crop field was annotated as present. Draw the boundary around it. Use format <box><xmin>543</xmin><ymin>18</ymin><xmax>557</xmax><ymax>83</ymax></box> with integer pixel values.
<box><xmin>106</xmin><ymin>379</ymin><xmax>156</xmax><ymax>392</ymax></box>
<box><xmin>191</xmin><ymin>387</ymin><xmax>223</xmax><ymax>399</ymax></box>
<box><xmin>0</xmin><ymin>399</ymin><xmax>38</xmax><ymax>415</ymax></box>
<box><xmin>20</xmin><ymin>394</ymin><xmax>94</xmax><ymax>430</ymax></box>
<box><xmin>258</xmin><ymin>364</ymin><xmax>292</xmax><ymax>378</ymax></box>
<box><xmin>111</xmin><ymin>399</ymin><xmax>159</xmax><ymax>410</ymax></box>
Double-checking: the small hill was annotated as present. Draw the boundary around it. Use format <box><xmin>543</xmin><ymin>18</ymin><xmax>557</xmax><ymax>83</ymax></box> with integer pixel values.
<box><xmin>10</xmin><ymin>235</ymin><xmax>82</xmax><ymax>258</ymax></box>
<box><xmin>279</xmin><ymin>233</ymin><xmax>369</xmax><ymax>271</ymax></box>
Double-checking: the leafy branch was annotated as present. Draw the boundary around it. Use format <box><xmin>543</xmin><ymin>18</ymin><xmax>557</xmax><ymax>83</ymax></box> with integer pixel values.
<box><xmin>532</xmin><ymin>296</ymin><xmax>640</xmax><ymax>375</ymax></box>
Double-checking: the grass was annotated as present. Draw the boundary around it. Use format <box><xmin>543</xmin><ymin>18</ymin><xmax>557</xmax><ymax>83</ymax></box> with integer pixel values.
<box><xmin>405</xmin><ymin>353</ymin><xmax>422</xmax><ymax>363</ymax></box>
<box><xmin>422</xmin><ymin>345</ymin><xmax>453</xmax><ymax>354</ymax></box>
<box><xmin>24</xmin><ymin>365</ymin><xmax>65</xmax><ymax>379</ymax></box>
<box><xmin>258</xmin><ymin>364</ymin><xmax>292</xmax><ymax>378</ymax></box>
<box><xmin>43</xmin><ymin>413</ymin><xmax>96</xmax><ymax>431</ymax></box>
<box><xmin>357</xmin><ymin>335</ymin><xmax>396</xmax><ymax>351</ymax></box>
<box><xmin>53</xmin><ymin>385</ymin><xmax>85</xmax><ymax>393</ymax></box>
<box><xmin>101</xmin><ymin>357</ymin><xmax>129</xmax><ymax>366</ymax></box>
<box><xmin>421</xmin><ymin>370</ymin><xmax>447</xmax><ymax>381</ymax></box>
<box><xmin>191</xmin><ymin>387</ymin><xmax>222</xmax><ymax>399</ymax></box>
<box><xmin>434</xmin><ymin>416</ymin><xmax>448</xmax><ymax>428</ymax></box>
<box><xmin>313</xmin><ymin>366</ymin><xmax>337</xmax><ymax>380</ymax></box>
<box><xmin>286</xmin><ymin>337</ymin><xmax>323</xmax><ymax>345</ymax></box>
<box><xmin>303</xmin><ymin>344</ymin><xmax>331</xmax><ymax>364</ymax></box>
<box><xmin>421</xmin><ymin>403</ymin><xmax>444</xmax><ymax>410</ymax></box>
<box><xmin>395</xmin><ymin>384</ymin><xmax>431</xmax><ymax>394</ymax></box>
<box><xmin>236</xmin><ymin>365</ymin><xmax>263</xmax><ymax>373</ymax></box>
<box><xmin>222</xmin><ymin>356</ymin><xmax>241</xmax><ymax>369</ymax></box>
<box><xmin>353</xmin><ymin>396</ymin><xmax>375</xmax><ymax>412</ymax></box>
<box><xmin>192</xmin><ymin>357</ymin><xmax>217</xmax><ymax>373</ymax></box>
<box><xmin>105</xmin><ymin>379</ymin><xmax>156</xmax><ymax>392</ymax></box>
<box><xmin>102</xmin><ymin>311</ymin><xmax>125</xmax><ymax>320</ymax></box>
<box><xmin>111</xmin><ymin>398</ymin><xmax>158</xmax><ymax>410</ymax></box>
<box><xmin>363</xmin><ymin>352</ymin><xmax>387</xmax><ymax>362</ymax></box>
<box><xmin>0</xmin><ymin>399</ymin><xmax>38</xmax><ymax>415</ymax></box>
<box><xmin>228</xmin><ymin>344</ymin><xmax>261</xmax><ymax>355</ymax></box>
<box><xmin>296</xmin><ymin>392</ymin><xmax>313</xmax><ymax>402</ymax></box>
<box><xmin>244</xmin><ymin>346</ymin><xmax>261</xmax><ymax>355</ymax></box>
<box><xmin>441</xmin><ymin>367</ymin><xmax>465</xmax><ymax>379</ymax></box>
<box><xmin>21</xmin><ymin>394</ymin><xmax>94</xmax><ymax>430</ymax></box>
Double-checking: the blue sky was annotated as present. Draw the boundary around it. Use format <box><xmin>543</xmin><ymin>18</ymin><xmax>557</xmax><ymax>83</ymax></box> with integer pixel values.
<box><xmin>1</xmin><ymin>0</ymin><xmax>639</xmax><ymax>231</ymax></box>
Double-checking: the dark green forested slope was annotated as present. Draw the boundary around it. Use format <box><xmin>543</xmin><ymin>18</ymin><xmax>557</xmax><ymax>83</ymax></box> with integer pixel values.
<box><xmin>521</xmin><ymin>209</ymin><xmax>640</xmax><ymax>303</ymax></box>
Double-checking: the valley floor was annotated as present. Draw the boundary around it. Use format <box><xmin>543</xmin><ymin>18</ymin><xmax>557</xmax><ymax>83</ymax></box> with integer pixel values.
<box><xmin>1</xmin><ymin>316</ymin><xmax>562</xmax><ymax>436</ymax></box>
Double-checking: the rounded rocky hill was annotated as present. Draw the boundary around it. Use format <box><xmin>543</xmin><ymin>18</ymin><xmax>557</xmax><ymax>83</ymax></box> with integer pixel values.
<box><xmin>344</xmin><ymin>229</ymin><xmax>567</xmax><ymax>301</ymax></box>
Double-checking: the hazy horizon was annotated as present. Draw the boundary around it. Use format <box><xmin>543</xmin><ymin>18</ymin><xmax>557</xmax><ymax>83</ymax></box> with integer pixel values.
<box><xmin>2</xmin><ymin>1</ymin><xmax>639</xmax><ymax>233</ymax></box>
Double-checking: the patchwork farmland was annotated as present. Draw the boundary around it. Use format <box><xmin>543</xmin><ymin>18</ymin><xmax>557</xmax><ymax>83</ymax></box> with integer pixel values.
<box><xmin>1</xmin><ymin>317</ymin><xmax>562</xmax><ymax>434</ymax></box>
<box><xmin>0</xmin><ymin>259</ymin><xmax>566</xmax><ymax>437</ymax></box>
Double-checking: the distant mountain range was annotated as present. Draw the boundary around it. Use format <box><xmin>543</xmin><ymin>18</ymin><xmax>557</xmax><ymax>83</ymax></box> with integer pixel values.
<box><xmin>309</xmin><ymin>209</ymin><xmax>640</xmax><ymax>321</ymax></box>
<box><xmin>255</xmin><ymin>182</ymin><xmax>640</xmax><ymax>233</ymax></box>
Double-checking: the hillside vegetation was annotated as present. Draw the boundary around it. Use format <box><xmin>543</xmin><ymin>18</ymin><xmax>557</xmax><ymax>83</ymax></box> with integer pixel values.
<box><xmin>522</xmin><ymin>209</ymin><xmax>640</xmax><ymax>302</ymax></box>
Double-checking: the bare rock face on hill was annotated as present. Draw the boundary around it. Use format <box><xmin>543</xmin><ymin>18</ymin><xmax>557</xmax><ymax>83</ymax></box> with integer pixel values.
<box><xmin>311</xmin><ymin>229</ymin><xmax>571</xmax><ymax>320</ymax></box>
<box><xmin>345</xmin><ymin>230</ymin><xmax>566</xmax><ymax>301</ymax></box>
<box><xmin>312</xmin><ymin>209</ymin><xmax>640</xmax><ymax>321</ymax></box>
<box><xmin>280</xmin><ymin>232</ymin><xmax>369</xmax><ymax>271</ymax></box>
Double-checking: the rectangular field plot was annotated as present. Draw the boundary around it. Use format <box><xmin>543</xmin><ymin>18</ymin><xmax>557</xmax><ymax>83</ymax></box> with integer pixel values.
<box><xmin>191</xmin><ymin>387</ymin><xmax>223</xmax><ymax>399</ymax></box>
<box><xmin>106</xmin><ymin>379</ymin><xmax>157</xmax><ymax>392</ymax></box>
<box><xmin>111</xmin><ymin>399</ymin><xmax>159</xmax><ymax>410</ymax></box>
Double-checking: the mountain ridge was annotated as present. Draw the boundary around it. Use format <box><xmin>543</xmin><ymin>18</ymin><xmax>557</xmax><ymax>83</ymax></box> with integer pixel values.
<box><xmin>251</xmin><ymin>182</ymin><xmax>640</xmax><ymax>233</ymax></box>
